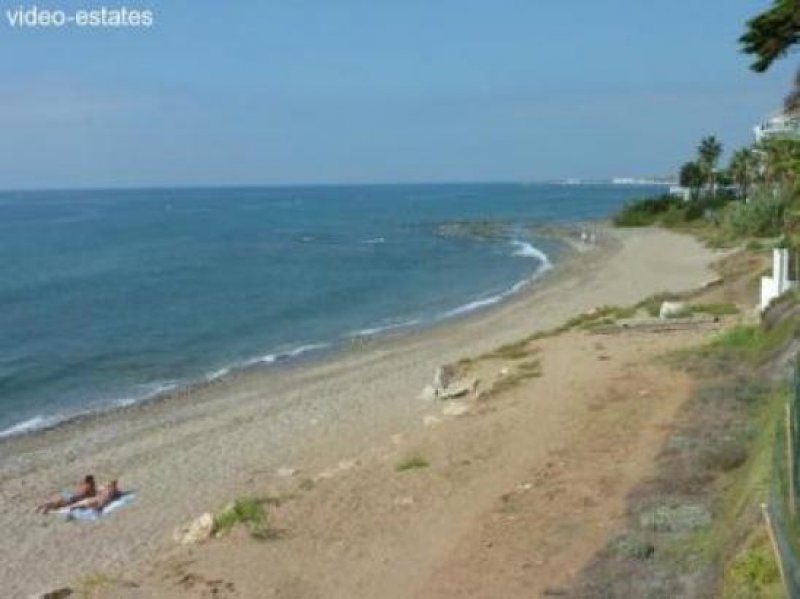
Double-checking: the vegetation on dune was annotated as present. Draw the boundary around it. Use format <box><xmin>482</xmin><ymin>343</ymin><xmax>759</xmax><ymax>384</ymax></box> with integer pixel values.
<box><xmin>569</xmin><ymin>300</ymin><xmax>795</xmax><ymax>597</ymax></box>
<box><xmin>215</xmin><ymin>496</ymin><xmax>275</xmax><ymax>540</ymax></box>
<box><xmin>396</xmin><ymin>455</ymin><xmax>429</xmax><ymax>472</ymax></box>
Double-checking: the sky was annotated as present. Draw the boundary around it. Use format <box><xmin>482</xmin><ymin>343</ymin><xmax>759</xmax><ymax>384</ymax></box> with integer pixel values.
<box><xmin>0</xmin><ymin>0</ymin><xmax>796</xmax><ymax>189</ymax></box>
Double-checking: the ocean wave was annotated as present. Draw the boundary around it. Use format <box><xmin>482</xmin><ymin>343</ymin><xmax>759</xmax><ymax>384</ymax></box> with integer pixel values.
<box><xmin>0</xmin><ymin>381</ymin><xmax>180</xmax><ymax>440</ymax></box>
<box><xmin>347</xmin><ymin>319</ymin><xmax>422</xmax><ymax>338</ymax></box>
<box><xmin>0</xmin><ymin>415</ymin><xmax>61</xmax><ymax>439</ymax></box>
<box><xmin>0</xmin><ymin>342</ymin><xmax>336</xmax><ymax>440</ymax></box>
<box><xmin>210</xmin><ymin>343</ymin><xmax>332</xmax><ymax>380</ymax></box>
<box><xmin>511</xmin><ymin>240</ymin><xmax>553</xmax><ymax>269</ymax></box>
<box><xmin>362</xmin><ymin>237</ymin><xmax>385</xmax><ymax>244</ymax></box>
<box><xmin>441</xmin><ymin>242</ymin><xmax>553</xmax><ymax>319</ymax></box>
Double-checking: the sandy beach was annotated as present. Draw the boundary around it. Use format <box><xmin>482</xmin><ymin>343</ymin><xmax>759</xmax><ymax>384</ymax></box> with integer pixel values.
<box><xmin>0</xmin><ymin>226</ymin><xmax>722</xmax><ymax>597</ymax></box>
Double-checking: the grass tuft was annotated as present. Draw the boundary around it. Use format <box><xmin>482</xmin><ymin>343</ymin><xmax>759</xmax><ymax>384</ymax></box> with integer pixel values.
<box><xmin>215</xmin><ymin>496</ymin><xmax>274</xmax><ymax>539</ymax></box>
<box><xmin>691</xmin><ymin>302</ymin><xmax>740</xmax><ymax>317</ymax></box>
<box><xmin>396</xmin><ymin>455</ymin><xmax>429</xmax><ymax>472</ymax></box>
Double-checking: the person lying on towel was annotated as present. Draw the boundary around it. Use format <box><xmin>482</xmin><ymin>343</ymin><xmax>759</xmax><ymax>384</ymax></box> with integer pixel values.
<box><xmin>67</xmin><ymin>480</ymin><xmax>122</xmax><ymax>513</ymax></box>
<box><xmin>35</xmin><ymin>474</ymin><xmax>96</xmax><ymax>513</ymax></box>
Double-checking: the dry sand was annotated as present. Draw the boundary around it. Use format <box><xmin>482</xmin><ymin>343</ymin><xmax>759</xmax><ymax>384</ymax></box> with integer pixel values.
<box><xmin>0</xmin><ymin>226</ymin><xmax>722</xmax><ymax>597</ymax></box>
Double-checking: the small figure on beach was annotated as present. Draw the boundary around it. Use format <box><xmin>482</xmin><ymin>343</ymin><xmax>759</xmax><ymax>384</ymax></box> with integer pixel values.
<box><xmin>35</xmin><ymin>474</ymin><xmax>96</xmax><ymax>513</ymax></box>
<box><xmin>67</xmin><ymin>480</ymin><xmax>122</xmax><ymax>513</ymax></box>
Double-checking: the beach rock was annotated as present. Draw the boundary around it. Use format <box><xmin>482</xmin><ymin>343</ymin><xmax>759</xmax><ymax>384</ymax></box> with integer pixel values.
<box><xmin>418</xmin><ymin>384</ymin><xmax>438</xmax><ymax>401</ymax></box>
<box><xmin>423</xmin><ymin>415</ymin><xmax>442</xmax><ymax>428</ymax></box>
<box><xmin>442</xmin><ymin>402</ymin><xmax>470</xmax><ymax>417</ymax></box>
<box><xmin>439</xmin><ymin>383</ymin><xmax>470</xmax><ymax>400</ymax></box>
<box><xmin>433</xmin><ymin>365</ymin><xmax>454</xmax><ymax>391</ymax></box>
<box><xmin>438</xmin><ymin>377</ymin><xmax>478</xmax><ymax>400</ymax></box>
<box><xmin>30</xmin><ymin>588</ymin><xmax>73</xmax><ymax>599</ymax></box>
<box><xmin>175</xmin><ymin>512</ymin><xmax>216</xmax><ymax>545</ymax></box>
<box><xmin>659</xmin><ymin>301</ymin><xmax>688</xmax><ymax>320</ymax></box>
<box><xmin>338</xmin><ymin>459</ymin><xmax>356</xmax><ymax>471</ymax></box>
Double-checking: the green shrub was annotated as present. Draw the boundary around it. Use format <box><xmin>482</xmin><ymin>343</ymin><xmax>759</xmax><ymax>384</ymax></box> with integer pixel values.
<box><xmin>713</xmin><ymin>325</ymin><xmax>762</xmax><ymax>350</ymax></box>
<box><xmin>691</xmin><ymin>303</ymin><xmax>740</xmax><ymax>317</ymax></box>
<box><xmin>613</xmin><ymin>195</ymin><xmax>682</xmax><ymax>227</ymax></box>
<box><xmin>215</xmin><ymin>496</ymin><xmax>271</xmax><ymax>539</ymax></box>
<box><xmin>723</xmin><ymin>195</ymin><xmax>787</xmax><ymax>238</ymax></box>
<box><xmin>396</xmin><ymin>455</ymin><xmax>429</xmax><ymax>471</ymax></box>
<box><xmin>725</xmin><ymin>543</ymin><xmax>781</xmax><ymax>595</ymax></box>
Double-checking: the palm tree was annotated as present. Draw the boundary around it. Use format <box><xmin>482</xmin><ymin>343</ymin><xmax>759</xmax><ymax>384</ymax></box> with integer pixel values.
<box><xmin>679</xmin><ymin>161</ymin><xmax>704</xmax><ymax>200</ymax></box>
<box><xmin>785</xmin><ymin>68</ymin><xmax>800</xmax><ymax>114</ymax></box>
<box><xmin>697</xmin><ymin>136</ymin><xmax>723</xmax><ymax>196</ymax></box>
<box><xmin>728</xmin><ymin>148</ymin><xmax>757</xmax><ymax>200</ymax></box>
<box><xmin>759</xmin><ymin>137</ymin><xmax>800</xmax><ymax>190</ymax></box>
<box><xmin>740</xmin><ymin>0</ymin><xmax>800</xmax><ymax>73</ymax></box>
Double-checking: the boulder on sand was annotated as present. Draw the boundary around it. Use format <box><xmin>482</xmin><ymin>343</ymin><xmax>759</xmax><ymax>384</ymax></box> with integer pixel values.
<box><xmin>659</xmin><ymin>301</ymin><xmax>688</xmax><ymax>320</ymax></box>
<box><xmin>442</xmin><ymin>402</ymin><xmax>470</xmax><ymax>417</ymax></box>
<box><xmin>433</xmin><ymin>365</ymin><xmax>455</xmax><ymax>393</ymax></box>
<box><xmin>418</xmin><ymin>384</ymin><xmax>438</xmax><ymax>401</ymax></box>
<box><xmin>30</xmin><ymin>588</ymin><xmax>73</xmax><ymax>599</ymax></box>
<box><xmin>174</xmin><ymin>512</ymin><xmax>216</xmax><ymax>545</ymax></box>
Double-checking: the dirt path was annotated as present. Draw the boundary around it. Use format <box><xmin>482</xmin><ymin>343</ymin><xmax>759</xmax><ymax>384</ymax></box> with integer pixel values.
<box><xmin>95</xmin><ymin>321</ymin><xmax>714</xmax><ymax>598</ymax></box>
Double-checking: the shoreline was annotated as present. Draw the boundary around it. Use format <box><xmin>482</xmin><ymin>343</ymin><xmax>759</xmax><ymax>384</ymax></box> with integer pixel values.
<box><xmin>1</xmin><ymin>225</ymin><xmax>721</xmax><ymax>597</ymax></box>
<box><xmin>0</xmin><ymin>223</ymin><xmax>577</xmax><ymax>444</ymax></box>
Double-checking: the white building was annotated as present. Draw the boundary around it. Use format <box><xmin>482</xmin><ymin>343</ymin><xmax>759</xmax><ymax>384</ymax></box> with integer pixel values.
<box><xmin>753</xmin><ymin>112</ymin><xmax>800</xmax><ymax>143</ymax></box>
<box><xmin>761</xmin><ymin>248</ymin><xmax>797</xmax><ymax>311</ymax></box>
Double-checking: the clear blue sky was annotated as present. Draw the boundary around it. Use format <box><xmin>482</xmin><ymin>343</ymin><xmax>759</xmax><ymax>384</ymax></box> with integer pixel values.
<box><xmin>0</xmin><ymin>0</ymin><xmax>795</xmax><ymax>188</ymax></box>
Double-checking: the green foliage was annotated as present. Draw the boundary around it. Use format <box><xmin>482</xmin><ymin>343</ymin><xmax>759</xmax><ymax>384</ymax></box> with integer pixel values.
<box><xmin>613</xmin><ymin>192</ymin><xmax>731</xmax><ymax>229</ymax></box>
<box><xmin>396</xmin><ymin>455</ymin><xmax>429</xmax><ymax>471</ymax></box>
<box><xmin>484</xmin><ymin>339</ymin><xmax>535</xmax><ymax>360</ymax></box>
<box><xmin>722</xmin><ymin>193</ymin><xmax>787</xmax><ymax>238</ymax></box>
<box><xmin>215</xmin><ymin>496</ymin><xmax>271</xmax><ymax>539</ymax></box>
<box><xmin>613</xmin><ymin>194</ymin><xmax>682</xmax><ymax>227</ymax></box>
<box><xmin>740</xmin><ymin>0</ymin><xmax>800</xmax><ymax>73</ymax></box>
<box><xmin>680</xmin><ymin>161</ymin><xmax>705</xmax><ymax>198</ymax></box>
<box><xmin>712</xmin><ymin>325</ymin><xmax>763</xmax><ymax>351</ymax></box>
<box><xmin>759</xmin><ymin>138</ymin><xmax>800</xmax><ymax>191</ymax></box>
<box><xmin>690</xmin><ymin>303</ymin><xmax>740</xmax><ymax>317</ymax></box>
<box><xmin>725</xmin><ymin>542</ymin><xmax>782</xmax><ymax>597</ymax></box>
<box><xmin>729</xmin><ymin>148</ymin><xmax>758</xmax><ymax>199</ymax></box>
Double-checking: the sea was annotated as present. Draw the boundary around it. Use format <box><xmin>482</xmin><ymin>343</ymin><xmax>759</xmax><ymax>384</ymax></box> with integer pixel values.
<box><xmin>0</xmin><ymin>183</ymin><xmax>663</xmax><ymax>438</ymax></box>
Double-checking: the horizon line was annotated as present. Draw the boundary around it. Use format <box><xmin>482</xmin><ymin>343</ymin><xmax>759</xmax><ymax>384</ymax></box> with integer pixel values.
<box><xmin>0</xmin><ymin>178</ymin><xmax>673</xmax><ymax>194</ymax></box>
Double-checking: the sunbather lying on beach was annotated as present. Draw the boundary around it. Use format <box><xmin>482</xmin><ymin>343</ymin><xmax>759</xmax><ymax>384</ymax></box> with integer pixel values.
<box><xmin>67</xmin><ymin>480</ymin><xmax>122</xmax><ymax>513</ymax></box>
<box><xmin>35</xmin><ymin>474</ymin><xmax>96</xmax><ymax>513</ymax></box>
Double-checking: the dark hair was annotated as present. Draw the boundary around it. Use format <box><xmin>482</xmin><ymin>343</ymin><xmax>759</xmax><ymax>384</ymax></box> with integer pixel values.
<box><xmin>84</xmin><ymin>475</ymin><xmax>95</xmax><ymax>485</ymax></box>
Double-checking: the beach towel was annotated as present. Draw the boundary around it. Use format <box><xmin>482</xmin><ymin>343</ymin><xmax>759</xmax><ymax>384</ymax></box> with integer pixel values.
<box><xmin>56</xmin><ymin>492</ymin><xmax>136</xmax><ymax>521</ymax></box>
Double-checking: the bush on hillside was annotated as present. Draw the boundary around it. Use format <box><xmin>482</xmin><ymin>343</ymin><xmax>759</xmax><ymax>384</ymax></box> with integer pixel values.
<box><xmin>613</xmin><ymin>193</ymin><xmax>733</xmax><ymax>228</ymax></box>
<box><xmin>722</xmin><ymin>194</ymin><xmax>787</xmax><ymax>237</ymax></box>
<box><xmin>613</xmin><ymin>195</ymin><xmax>683</xmax><ymax>227</ymax></box>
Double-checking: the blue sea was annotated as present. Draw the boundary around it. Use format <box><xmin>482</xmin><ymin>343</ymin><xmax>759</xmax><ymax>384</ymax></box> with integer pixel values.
<box><xmin>0</xmin><ymin>183</ymin><xmax>662</xmax><ymax>437</ymax></box>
